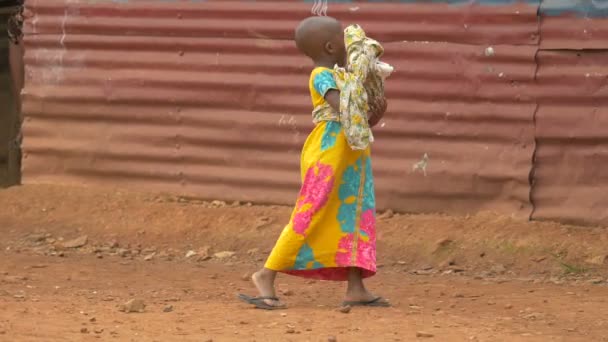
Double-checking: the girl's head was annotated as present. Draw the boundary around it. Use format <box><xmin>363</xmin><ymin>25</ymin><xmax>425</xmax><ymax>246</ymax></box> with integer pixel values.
<box><xmin>295</xmin><ymin>16</ymin><xmax>346</xmax><ymax>68</ymax></box>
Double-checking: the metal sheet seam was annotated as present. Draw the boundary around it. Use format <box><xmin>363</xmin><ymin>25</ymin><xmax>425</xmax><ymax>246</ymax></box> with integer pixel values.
<box><xmin>528</xmin><ymin>24</ymin><xmax>541</xmax><ymax>221</ymax></box>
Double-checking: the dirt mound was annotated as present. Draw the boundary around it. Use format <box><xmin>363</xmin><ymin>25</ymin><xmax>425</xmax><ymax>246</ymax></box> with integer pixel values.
<box><xmin>1</xmin><ymin>184</ymin><xmax>607</xmax><ymax>281</ymax></box>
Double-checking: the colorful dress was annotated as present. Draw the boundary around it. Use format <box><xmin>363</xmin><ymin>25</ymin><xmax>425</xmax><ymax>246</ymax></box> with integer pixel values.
<box><xmin>264</xmin><ymin>67</ymin><xmax>376</xmax><ymax>281</ymax></box>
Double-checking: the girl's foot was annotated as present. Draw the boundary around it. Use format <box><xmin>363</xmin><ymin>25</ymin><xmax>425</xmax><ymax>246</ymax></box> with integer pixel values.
<box><xmin>344</xmin><ymin>267</ymin><xmax>390</xmax><ymax>307</ymax></box>
<box><xmin>344</xmin><ymin>288</ymin><xmax>380</xmax><ymax>303</ymax></box>
<box><xmin>343</xmin><ymin>288</ymin><xmax>390</xmax><ymax>307</ymax></box>
<box><xmin>251</xmin><ymin>269</ymin><xmax>285</xmax><ymax>308</ymax></box>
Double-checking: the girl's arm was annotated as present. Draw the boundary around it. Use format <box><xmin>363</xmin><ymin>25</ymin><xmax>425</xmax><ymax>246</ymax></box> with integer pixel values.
<box><xmin>327</xmin><ymin>90</ymin><xmax>388</xmax><ymax>129</ymax></box>
<box><xmin>324</xmin><ymin>89</ymin><xmax>341</xmax><ymax>112</ymax></box>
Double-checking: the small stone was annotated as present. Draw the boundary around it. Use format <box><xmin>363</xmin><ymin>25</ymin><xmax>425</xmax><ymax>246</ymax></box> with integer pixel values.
<box><xmin>433</xmin><ymin>238</ymin><xmax>453</xmax><ymax>253</ymax></box>
<box><xmin>522</xmin><ymin>312</ymin><xmax>543</xmax><ymax>320</ymax></box>
<box><xmin>163</xmin><ymin>305</ymin><xmax>174</xmax><ymax>313</ymax></box>
<box><xmin>416</xmin><ymin>331</ymin><xmax>434</xmax><ymax>338</ymax></box>
<box><xmin>185</xmin><ymin>250</ymin><xmax>197</xmax><ymax>258</ymax></box>
<box><xmin>585</xmin><ymin>255</ymin><xmax>607</xmax><ymax>265</ymax></box>
<box><xmin>214</xmin><ymin>251</ymin><xmax>236</xmax><ymax>259</ymax></box>
<box><xmin>532</xmin><ymin>256</ymin><xmax>547</xmax><ymax>263</ymax></box>
<box><xmin>253</xmin><ymin>216</ymin><xmax>273</xmax><ymax>229</ymax></box>
<box><xmin>211</xmin><ymin>200</ymin><xmax>226</xmax><ymax>207</ymax></box>
<box><xmin>26</xmin><ymin>233</ymin><xmax>47</xmax><ymax>243</ymax></box>
<box><xmin>89</xmin><ymin>317</ymin><xmax>96</xmax><ymax>322</ymax></box>
<box><xmin>588</xmin><ymin>278</ymin><xmax>604</xmax><ymax>285</ymax></box>
<box><xmin>490</xmin><ymin>264</ymin><xmax>506</xmax><ymax>275</ymax></box>
<box><xmin>81</xmin><ymin>327</ymin><xmax>89</xmax><ymax>334</ymax></box>
<box><xmin>378</xmin><ymin>209</ymin><xmax>394</xmax><ymax>220</ymax></box>
<box><xmin>247</xmin><ymin>248</ymin><xmax>259</xmax><ymax>256</ymax></box>
<box><xmin>505</xmin><ymin>304</ymin><xmax>513</xmax><ymax>309</ymax></box>
<box><xmin>62</xmin><ymin>236</ymin><xmax>88</xmax><ymax>249</ymax></box>
<box><xmin>116</xmin><ymin>248</ymin><xmax>129</xmax><ymax>257</ymax></box>
<box><xmin>280</xmin><ymin>289</ymin><xmax>294</xmax><ymax>296</ymax></box>
<box><xmin>143</xmin><ymin>253</ymin><xmax>155</xmax><ymax>261</ymax></box>
<box><xmin>121</xmin><ymin>299</ymin><xmax>146</xmax><ymax>313</ymax></box>
<box><xmin>94</xmin><ymin>328</ymin><xmax>104</xmax><ymax>334</ymax></box>
<box><xmin>328</xmin><ymin>337</ymin><xmax>338</xmax><ymax>342</ymax></box>
<box><xmin>286</xmin><ymin>327</ymin><xmax>296</xmax><ymax>334</ymax></box>
<box><xmin>338</xmin><ymin>305</ymin><xmax>351</xmax><ymax>314</ymax></box>
<box><xmin>3</xmin><ymin>275</ymin><xmax>27</xmax><ymax>283</ymax></box>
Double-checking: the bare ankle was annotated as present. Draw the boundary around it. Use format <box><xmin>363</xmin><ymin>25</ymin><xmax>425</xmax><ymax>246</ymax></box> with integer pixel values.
<box><xmin>254</xmin><ymin>268</ymin><xmax>276</xmax><ymax>282</ymax></box>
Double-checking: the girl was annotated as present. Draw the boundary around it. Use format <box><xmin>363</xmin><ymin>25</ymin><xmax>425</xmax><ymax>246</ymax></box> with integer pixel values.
<box><xmin>239</xmin><ymin>16</ymin><xmax>388</xmax><ymax>310</ymax></box>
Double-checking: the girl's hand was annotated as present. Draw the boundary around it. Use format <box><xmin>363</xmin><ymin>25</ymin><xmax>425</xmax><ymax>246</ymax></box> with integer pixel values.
<box><xmin>368</xmin><ymin>97</ymin><xmax>387</xmax><ymax>128</ymax></box>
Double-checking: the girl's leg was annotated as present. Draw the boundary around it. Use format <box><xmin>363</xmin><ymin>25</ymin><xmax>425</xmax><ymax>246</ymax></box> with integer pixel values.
<box><xmin>252</xmin><ymin>268</ymin><xmax>284</xmax><ymax>307</ymax></box>
<box><xmin>345</xmin><ymin>267</ymin><xmax>378</xmax><ymax>302</ymax></box>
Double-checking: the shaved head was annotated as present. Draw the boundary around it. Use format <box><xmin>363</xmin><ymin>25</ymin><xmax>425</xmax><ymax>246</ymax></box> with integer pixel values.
<box><xmin>295</xmin><ymin>16</ymin><xmax>343</xmax><ymax>60</ymax></box>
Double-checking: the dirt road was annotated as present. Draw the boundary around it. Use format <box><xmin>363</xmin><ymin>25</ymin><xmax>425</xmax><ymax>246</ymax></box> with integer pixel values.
<box><xmin>1</xmin><ymin>185</ymin><xmax>608</xmax><ymax>341</ymax></box>
<box><xmin>2</xmin><ymin>253</ymin><xmax>607</xmax><ymax>342</ymax></box>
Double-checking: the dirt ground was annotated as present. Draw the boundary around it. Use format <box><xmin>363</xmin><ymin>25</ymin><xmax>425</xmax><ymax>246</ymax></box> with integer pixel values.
<box><xmin>1</xmin><ymin>185</ymin><xmax>608</xmax><ymax>342</ymax></box>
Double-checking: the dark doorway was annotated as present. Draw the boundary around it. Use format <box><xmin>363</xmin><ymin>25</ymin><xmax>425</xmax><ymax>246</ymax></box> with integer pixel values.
<box><xmin>1</xmin><ymin>3</ymin><xmax>22</xmax><ymax>187</ymax></box>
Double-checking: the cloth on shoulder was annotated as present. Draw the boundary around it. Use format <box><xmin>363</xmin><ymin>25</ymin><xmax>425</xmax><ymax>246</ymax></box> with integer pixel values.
<box><xmin>334</xmin><ymin>24</ymin><xmax>394</xmax><ymax>150</ymax></box>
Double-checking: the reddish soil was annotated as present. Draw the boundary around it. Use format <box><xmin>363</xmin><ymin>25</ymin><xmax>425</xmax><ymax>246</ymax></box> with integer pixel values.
<box><xmin>1</xmin><ymin>184</ymin><xmax>608</xmax><ymax>341</ymax></box>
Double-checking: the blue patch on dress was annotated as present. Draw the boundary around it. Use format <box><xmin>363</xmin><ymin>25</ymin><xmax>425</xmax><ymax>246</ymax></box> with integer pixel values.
<box><xmin>313</xmin><ymin>70</ymin><xmax>338</xmax><ymax>97</ymax></box>
<box><xmin>337</xmin><ymin>159</ymin><xmax>362</xmax><ymax>233</ymax></box>
<box><xmin>321</xmin><ymin>121</ymin><xmax>341</xmax><ymax>152</ymax></box>
<box><xmin>294</xmin><ymin>243</ymin><xmax>323</xmax><ymax>269</ymax></box>
<box><xmin>362</xmin><ymin>157</ymin><xmax>375</xmax><ymax>212</ymax></box>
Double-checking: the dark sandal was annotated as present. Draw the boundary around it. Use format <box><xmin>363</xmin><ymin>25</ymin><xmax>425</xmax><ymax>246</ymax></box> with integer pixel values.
<box><xmin>342</xmin><ymin>296</ymin><xmax>391</xmax><ymax>307</ymax></box>
<box><xmin>238</xmin><ymin>294</ymin><xmax>287</xmax><ymax>310</ymax></box>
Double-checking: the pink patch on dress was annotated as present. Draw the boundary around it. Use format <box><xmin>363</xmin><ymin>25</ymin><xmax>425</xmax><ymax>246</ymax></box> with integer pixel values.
<box><xmin>292</xmin><ymin>162</ymin><xmax>335</xmax><ymax>236</ymax></box>
<box><xmin>334</xmin><ymin>209</ymin><xmax>377</xmax><ymax>270</ymax></box>
<box><xmin>335</xmin><ymin>233</ymin><xmax>354</xmax><ymax>267</ymax></box>
<box><xmin>357</xmin><ymin>209</ymin><xmax>377</xmax><ymax>271</ymax></box>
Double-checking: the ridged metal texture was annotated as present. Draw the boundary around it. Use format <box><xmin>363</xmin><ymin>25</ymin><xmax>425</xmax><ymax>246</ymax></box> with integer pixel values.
<box><xmin>532</xmin><ymin>50</ymin><xmax>608</xmax><ymax>225</ymax></box>
<box><xmin>24</xmin><ymin>0</ymin><xmax>600</xmax><ymax>222</ymax></box>
<box><xmin>532</xmin><ymin>0</ymin><xmax>608</xmax><ymax>225</ymax></box>
<box><xmin>540</xmin><ymin>0</ymin><xmax>608</xmax><ymax>49</ymax></box>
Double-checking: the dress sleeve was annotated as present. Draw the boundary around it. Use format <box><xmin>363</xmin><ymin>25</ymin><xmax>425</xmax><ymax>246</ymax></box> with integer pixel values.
<box><xmin>312</xmin><ymin>70</ymin><xmax>338</xmax><ymax>97</ymax></box>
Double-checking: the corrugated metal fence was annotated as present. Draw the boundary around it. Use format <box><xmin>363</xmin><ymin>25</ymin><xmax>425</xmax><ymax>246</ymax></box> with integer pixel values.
<box><xmin>18</xmin><ymin>0</ymin><xmax>608</xmax><ymax>226</ymax></box>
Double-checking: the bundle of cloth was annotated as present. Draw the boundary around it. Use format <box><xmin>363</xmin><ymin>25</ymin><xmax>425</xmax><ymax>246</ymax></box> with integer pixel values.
<box><xmin>334</xmin><ymin>24</ymin><xmax>394</xmax><ymax>150</ymax></box>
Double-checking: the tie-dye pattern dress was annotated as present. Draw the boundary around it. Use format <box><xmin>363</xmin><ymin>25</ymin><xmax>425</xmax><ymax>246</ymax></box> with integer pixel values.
<box><xmin>264</xmin><ymin>67</ymin><xmax>376</xmax><ymax>281</ymax></box>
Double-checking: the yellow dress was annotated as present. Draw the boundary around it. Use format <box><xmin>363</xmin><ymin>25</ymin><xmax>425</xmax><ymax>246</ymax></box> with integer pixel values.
<box><xmin>264</xmin><ymin>67</ymin><xmax>376</xmax><ymax>281</ymax></box>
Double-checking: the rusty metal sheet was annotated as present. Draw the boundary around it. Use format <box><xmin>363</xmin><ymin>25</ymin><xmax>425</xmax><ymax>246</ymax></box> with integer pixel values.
<box><xmin>21</xmin><ymin>0</ymin><xmax>538</xmax><ymax>218</ymax></box>
<box><xmin>540</xmin><ymin>0</ymin><xmax>608</xmax><ymax>49</ymax></box>
<box><xmin>25</xmin><ymin>0</ymin><xmax>540</xmax><ymax>45</ymax></box>
<box><xmin>531</xmin><ymin>50</ymin><xmax>608</xmax><ymax>225</ymax></box>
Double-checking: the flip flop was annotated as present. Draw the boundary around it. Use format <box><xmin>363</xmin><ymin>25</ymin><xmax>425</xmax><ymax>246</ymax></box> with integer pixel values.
<box><xmin>238</xmin><ymin>294</ymin><xmax>287</xmax><ymax>310</ymax></box>
<box><xmin>342</xmin><ymin>297</ymin><xmax>391</xmax><ymax>307</ymax></box>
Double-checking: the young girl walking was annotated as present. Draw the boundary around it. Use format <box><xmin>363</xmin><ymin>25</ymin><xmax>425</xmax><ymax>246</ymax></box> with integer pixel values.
<box><xmin>239</xmin><ymin>16</ymin><xmax>389</xmax><ymax>310</ymax></box>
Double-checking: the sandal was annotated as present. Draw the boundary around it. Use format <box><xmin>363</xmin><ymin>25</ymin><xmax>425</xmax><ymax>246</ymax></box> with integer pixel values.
<box><xmin>238</xmin><ymin>294</ymin><xmax>287</xmax><ymax>310</ymax></box>
<box><xmin>342</xmin><ymin>296</ymin><xmax>391</xmax><ymax>307</ymax></box>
